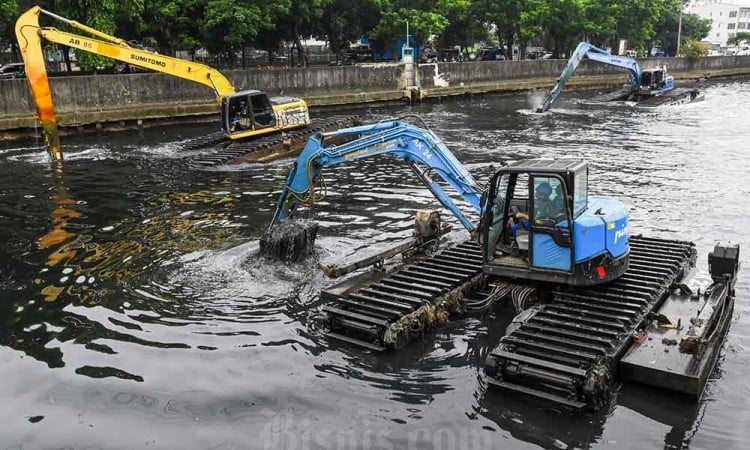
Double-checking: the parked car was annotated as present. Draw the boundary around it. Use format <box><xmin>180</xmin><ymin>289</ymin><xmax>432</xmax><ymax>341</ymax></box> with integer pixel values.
<box><xmin>440</xmin><ymin>48</ymin><xmax>462</xmax><ymax>62</ymax></box>
<box><xmin>478</xmin><ymin>47</ymin><xmax>506</xmax><ymax>61</ymax></box>
<box><xmin>527</xmin><ymin>50</ymin><xmax>553</xmax><ymax>60</ymax></box>
<box><xmin>338</xmin><ymin>43</ymin><xmax>374</xmax><ymax>65</ymax></box>
<box><xmin>0</xmin><ymin>62</ymin><xmax>25</xmax><ymax>79</ymax></box>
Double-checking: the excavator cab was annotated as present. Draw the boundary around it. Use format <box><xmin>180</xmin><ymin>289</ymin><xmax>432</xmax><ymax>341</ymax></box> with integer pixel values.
<box><xmin>480</xmin><ymin>159</ymin><xmax>629</xmax><ymax>286</ymax></box>
<box><xmin>638</xmin><ymin>68</ymin><xmax>675</xmax><ymax>94</ymax></box>
<box><xmin>222</xmin><ymin>90</ymin><xmax>277</xmax><ymax>135</ymax></box>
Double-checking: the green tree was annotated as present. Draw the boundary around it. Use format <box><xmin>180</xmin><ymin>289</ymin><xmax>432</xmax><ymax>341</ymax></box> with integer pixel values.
<box><xmin>467</xmin><ymin>0</ymin><xmax>548</xmax><ymax>58</ymax></box>
<box><xmin>728</xmin><ymin>31</ymin><xmax>750</xmax><ymax>46</ymax></box>
<box><xmin>653</xmin><ymin>8</ymin><xmax>710</xmax><ymax>56</ymax></box>
<box><xmin>543</xmin><ymin>0</ymin><xmax>586</xmax><ymax>58</ymax></box>
<box><xmin>614</xmin><ymin>0</ymin><xmax>668</xmax><ymax>54</ymax></box>
<box><xmin>580</xmin><ymin>0</ymin><xmax>618</xmax><ymax>47</ymax></box>
<box><xmin>680</xmin><ymin>39</ymin><xmax>707</xmax><ymax>61</ymax></box>
<box><xmin>440</xmin><ymin>11</ymin><xmax>489</xmax><ymax>56</ymax></box>
<box><xmin>431</xmin><ymin>0</ymin><xmax>472</xmax><ymax>48</ymax></box>
<box><xmin>1</xmin><ymin>0</ymin><xmax>19</xmax><ymax>58</ymax></box>
<box><xmin>201</xmin><ymin>0</ymin><xmax>289</xmax><ymax>67</ymax></box>
<box><xmin>518</xmin><ymin>0</ymin><xmax>549</xmax><ymax>55</ymax></box>
<box><xmin>316</xmin><ymin>0</ymin><xmax>379</xmax><ymax>58</ymax></box>
<box><xmin>39</xmin><ymin>0</ymin><xmax>145</xmax><ymax>71</ymax></box>
<box><xmin>370</xmin><ymin>0</ymin><xmax>455</xmax><ymax>60</ymax></box>
<box><xmin>273</xmin><ymin>0</ymin><xmax>331</xmax><ymax>67</ymax></box>
<box><xmin>136</xmin><ymin>0</ymin><xmax>204</xmax><ymax>57</ymax></box>
<box><xmin>480</xmin><ymin>0</ymin><xmax>521</xmax><ymax>59</ymax></box>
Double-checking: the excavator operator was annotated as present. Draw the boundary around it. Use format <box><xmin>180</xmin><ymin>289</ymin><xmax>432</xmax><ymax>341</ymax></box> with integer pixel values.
<box><xmin>230</xmin><ymin>100</ymin><xmax>254</xmax><ymax>132</ymax></box>
<box><xmin>509</xmin><ymin>181</ymin><xmax>563</xmax><ymax>256</ymax></box>
<box><xmin>514</xmin><ymin>181</ymin><xmax>553</xmax><ymax>223</ymax></box>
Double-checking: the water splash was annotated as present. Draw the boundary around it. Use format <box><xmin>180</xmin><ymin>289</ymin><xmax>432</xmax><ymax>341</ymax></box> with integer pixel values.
<box><xmin>527</xmin><ymin>89</ymin><xmax>547</xmax><ymax>112</ymax></box>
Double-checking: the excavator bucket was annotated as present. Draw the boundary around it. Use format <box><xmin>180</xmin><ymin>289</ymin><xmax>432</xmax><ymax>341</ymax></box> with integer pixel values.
<box><xmin>15</xmin><ymin>6</ymin><xmax>62</xmax><ymax>161</ymax></box>
<box><xmin>259</xmin><ymin>219</ymin><xmax>318</xmax><ymax>262</ymax></box>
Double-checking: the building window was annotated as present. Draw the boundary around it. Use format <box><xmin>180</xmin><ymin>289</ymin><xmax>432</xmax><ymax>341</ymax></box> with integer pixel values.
<box><xmin>730</xmin><ymin>11</ymin><xmax>738</xmax><ymax>18</ymax></box>
<box><xmin>728</xmin><ymin>23</ymin><xmax>737</xmax><ymax>30</ymax></box>
<box><xmin>740</xmin><ymin>23</ymin><xmax>747</xmax><ymax>29</ymax></box>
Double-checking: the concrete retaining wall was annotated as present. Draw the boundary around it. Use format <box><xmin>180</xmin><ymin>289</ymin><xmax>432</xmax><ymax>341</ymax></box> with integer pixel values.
<box><xmin>228</xmin><ymin>65</ymin><xmax>402</xmax><ymax>95</ymax></box>
<box><xmin>2</xmin><ymin>56</ymin><xmax>749</xmax><ymax>133</ymax></box>
<box><xmin>418</xmin><ymin>56</ymin><xmax>750</xmax><ymax>89</ymax></box>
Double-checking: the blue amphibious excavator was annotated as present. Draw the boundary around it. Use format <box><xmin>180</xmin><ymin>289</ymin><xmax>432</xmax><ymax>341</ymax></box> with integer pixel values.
<box><xmin>271</xmin><ymin>118</ymin><xmax>629</xmax><ymax>286</ymax></box>
<box><xmin>537</xmin><ymin>42</ymin><xmax>701</xmax><ymax>113</ymax></box>
<box><xmin>269</xmin><ymin>117</ymin><xmax>738</xmax><ymax>410</ymax></box>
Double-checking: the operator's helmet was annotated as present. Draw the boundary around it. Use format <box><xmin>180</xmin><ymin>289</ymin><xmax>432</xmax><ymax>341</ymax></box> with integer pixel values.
<box><xmin>535</xmin><ymin>182</ymin><xmax>552</xmax><ymax>198</ymax></box>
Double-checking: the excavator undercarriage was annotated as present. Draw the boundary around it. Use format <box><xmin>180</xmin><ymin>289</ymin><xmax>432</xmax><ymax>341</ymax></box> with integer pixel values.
<box><xmin>595</xmin><ymin>87</ymin><xmax>703</xmax><ymax>107</ymax></box>
<box><xmin>186</xmin><ymin>115</ymin><xmax>360</xmax><ymax>166</ymax></box>
<box><xmin>320</xmin><ymin>233</ymin><xmax>737</xmax><ymax>410</ymax></box>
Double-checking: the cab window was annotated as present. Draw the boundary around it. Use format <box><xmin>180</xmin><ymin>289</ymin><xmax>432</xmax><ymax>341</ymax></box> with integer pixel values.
<box><xmin>532</xmin><ymin>176</ymin><xmax>565</xmax><ymax>222</ymax></box>
<box><xmin>573</xmin><ymin>169</ymin><xmax>587</xmax><ymax>217</ymax></box>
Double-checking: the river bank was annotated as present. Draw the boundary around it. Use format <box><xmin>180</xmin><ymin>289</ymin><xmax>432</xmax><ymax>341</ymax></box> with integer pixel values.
<box><xmin>1</xmin><ymin>55</ymin><xmax>749</xmax><ymax>138</ymax></box>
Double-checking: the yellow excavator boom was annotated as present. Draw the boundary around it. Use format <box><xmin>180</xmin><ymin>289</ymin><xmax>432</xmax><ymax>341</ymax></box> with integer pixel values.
<box><xmin>15</xmin><ymin>6</ymin><xmax>238</xmax><ymax>161</ymax></box>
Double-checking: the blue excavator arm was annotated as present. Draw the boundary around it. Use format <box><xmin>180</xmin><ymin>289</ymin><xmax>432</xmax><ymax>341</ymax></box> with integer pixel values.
<box><xmin>537</xmin><ymin>42</ymin><xmax>642</xmax><ymax>113</ymax></box>
<box><xmin>270</xmin><ymin>120</ymin><xmax>483</xmax><ymax>233</ymax></box>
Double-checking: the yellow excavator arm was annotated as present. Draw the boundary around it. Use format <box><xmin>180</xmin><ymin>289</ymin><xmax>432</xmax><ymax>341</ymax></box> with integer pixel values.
<box><xmin>15</xmin><ymin>6</ymin><xmax>237</xmax><ymax>161</ymax></box>
<box><xmin>16</xmin><ymin>6</ymin><xmax>311</xmax><ymax>162</ymax></box>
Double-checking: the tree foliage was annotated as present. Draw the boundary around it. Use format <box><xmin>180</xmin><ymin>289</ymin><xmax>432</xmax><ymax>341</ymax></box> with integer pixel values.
<box><xmin>729</xmin><ymin>32</ymin><xmax>750</xmax><ymax>46</ymax></box>
<box><xmin>653</xmin><ymin>10</ymin><xmax>710</xmax><ymax>56</ymax></box>
<box><xmin>48</xmin><ymin>0</ymin><xmax>144</xmax><ymax>69</ymax></box>
<box><xmin>680</xmin><ymin>39</ymin><xmax>708</xmax><ymax>61</ymax></box>
<box><xmin>316</xmin><ymin>0</ymin><xmax>379</xmax><ymax>54</ymax></box>
<box><xmin>273</xmin><ymin>0</ymin><xmax>331</xmax><ymax>66</ymax></box>
<box><xmin>0</xmin><ymin>0</ymin><xmax>19</xmax><ymax>55</ymax></box>
<box><xmin>137</xmin><ymin>0</ymin><xmax>205</xmax><ymax>56</ymax></box>
<box><xmin>201</xmin><ymin>0</ymin><xmax>290</xmax><ymax>63</ymax></box>
<box><xmin>369</xmin><ymin>0</ymin><xmax>459</xmax><ymax>59</ymax></box>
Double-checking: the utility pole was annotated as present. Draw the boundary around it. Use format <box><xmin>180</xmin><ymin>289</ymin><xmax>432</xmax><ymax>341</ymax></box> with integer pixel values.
<box><xmin>677</xmin><ymin>10</ymin><xmax>684</xmax><ymax>56</ymax></box>
<box><xmin>676</xmin><ymin>0</ymin><xmax>686</xmax><ymax>56</ymax></box>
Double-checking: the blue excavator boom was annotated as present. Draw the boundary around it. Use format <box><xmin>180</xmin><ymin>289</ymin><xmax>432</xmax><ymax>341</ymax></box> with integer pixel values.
<box><xmin>270</xmin><ymin>119</ymin><xmax>483</xmax><ymax>233</ymax></box>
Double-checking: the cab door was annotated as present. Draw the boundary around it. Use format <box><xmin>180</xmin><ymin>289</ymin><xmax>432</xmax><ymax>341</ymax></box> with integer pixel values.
<box><xmin>248</xmin><ymin>93</ymin><xmax>276</xmax><ymax>128</ymax></box>
<box><xmin>480</xmin><ymin>172</ymin><xmax>512</xmax><ymax>262</ymax></box>
<box><xmin>529</xmin><ymin>175</ymin><xmax>573</xmax><ymax>271</ymax></box>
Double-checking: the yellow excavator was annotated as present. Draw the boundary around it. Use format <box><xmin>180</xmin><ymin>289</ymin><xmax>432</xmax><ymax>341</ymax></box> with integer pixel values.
<box><xmin>15</xmin><ymin>6</ymin><xmax>311</xmax><ymax>161</ymax></box>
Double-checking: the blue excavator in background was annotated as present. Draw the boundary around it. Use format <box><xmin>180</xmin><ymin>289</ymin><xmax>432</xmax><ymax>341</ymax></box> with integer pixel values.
<box><xmin>270</xmin><ymin>117</ymin><xmax>629</xmax><ymax>287</ymax></box>
<box><xmin>267</xmin><ymin>116</ymin><xmax>738</xmax><ymax>410</ymax></box>
<box><xmin>537</xmin><ymin>42</ymin><xmax>699</xmax><ymax>113</ymax></box>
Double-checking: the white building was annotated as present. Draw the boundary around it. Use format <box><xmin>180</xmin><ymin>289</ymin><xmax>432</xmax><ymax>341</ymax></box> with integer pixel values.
<box><xmin>687</xmin><ymin>1</ymin><xmax>750</xmax><ymax>48</ymax></box>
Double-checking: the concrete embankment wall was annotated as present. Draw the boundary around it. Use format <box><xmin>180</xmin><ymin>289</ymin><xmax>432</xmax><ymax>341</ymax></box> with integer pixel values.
<box><xmin>417</xmin><ymin>55</ymin><xmax>750</xmax><ymax>97</ymax></box>
<box><xmin>2</xmin><ymin>56</ymin><xmax>749</xmax><ymax>133</ymax></box>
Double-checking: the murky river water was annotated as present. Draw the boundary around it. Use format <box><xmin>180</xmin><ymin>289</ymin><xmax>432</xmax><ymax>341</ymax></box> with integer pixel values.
<box><xmin>1</xmin><ymin>79</ymin><xmax>748</xmax><ymax>449</ymax></box>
